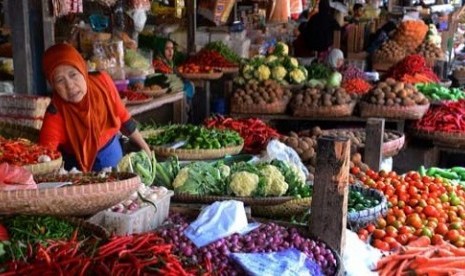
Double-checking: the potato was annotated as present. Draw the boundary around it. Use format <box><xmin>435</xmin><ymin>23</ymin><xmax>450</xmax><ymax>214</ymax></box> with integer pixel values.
<box><xmin>287</xmin><ymin>137</ymin><xmax>299</xmax><ymax>148</ymax></box>
<box><xmin>298</xmin><ymin>139</ymin><xmax>309</xmax><ymax>151</ymax></box>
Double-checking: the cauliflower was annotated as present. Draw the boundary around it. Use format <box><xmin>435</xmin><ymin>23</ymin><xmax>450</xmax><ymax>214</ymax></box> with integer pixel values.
<box><xmin>260</xmin><ymin>165</ymin><xmax>288</xmax><ymax>196</ymax></box>
<box><xmin>288</xmin><ymin>163</ymin><xmax>307</xmax><ymax>184</ymax></box>
<box><xmin>219</xmin><ymin>164</ymin><xmax>231</xmax><ymax>178</ymax></box>
<box><xmin>298</xmin><ymin>66</ymin><xmax>308</xmax><ymax>79</ymax></box>
<box><xmin>234</xmin><ymin>76</ymin><xmax>246</xmax><ymax>85</ymax></box>
<box><xmin>265</xmin><ymin>55</ymin><xmax>279</xmax><ymax>65</ymax></box>
<box><xmin>254</xmin><ymin>65</ymin><xmax>271</xmax><ymax>81</ymax></box>
<box><xmin>273</xmin><ymin>42</ymin><xmax>289</xmax><ymax>56</ymax></box>
<box><xmin>172</xmin><ymin>167</ymin><xmax>189</xmax><ymax>189</ymax></box>
<box><xmin>229</xmin><ymin>171</ymin><xmax>260</xmax><ymax>196</ymax></box>
<box><xmin>271</xmin><ymin>65</ymin><xmax>287</xmax><ymax>81</ymax></box>
<box><xmin>289</xmin><ymin>68</ymin><xmax>307</xmax><ymax>84</ymax></box>
<box><xmin>242</xmin><ymin>64</ymin><xmax>254</xmax><ymax>80</ymax></box>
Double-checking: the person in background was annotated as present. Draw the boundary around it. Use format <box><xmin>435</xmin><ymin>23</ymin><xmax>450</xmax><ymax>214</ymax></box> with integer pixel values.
<box><xmin>152</xmin><ymin>38</ymin><xmax>195</xmax><ymax>102</ymax></box>
<box><xmin>326</xmin><ymin>48</ymin><xmax>345</xmax><ymax>71</ymax></box>
<box><xmin>302</xmin><ymin>0</ymin><xmax>341</xmax><ymax>59</ymax></box>
<box><xmin>293</xmin><ymin>0</ymin><xmax>320</xmax><ymax>57</ymax></box>
<box><xmin>39</xmin><ymin>43</ymin><xmax>151</xmax><ymax>172</ymax></box>
<box><xmin>366</xmin><ymin>20</ymin><xmax>397</xmax><ymax>54</ymax></box>
<box><xmin>348</xmin><ymin>3</ymin><xmax>365</xmax><ymax>23</ymax></box>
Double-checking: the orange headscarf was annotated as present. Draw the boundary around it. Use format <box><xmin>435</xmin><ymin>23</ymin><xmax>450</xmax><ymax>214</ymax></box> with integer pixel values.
<box><xmin>42</xmin><ymin>43</ymin><xmax>119</xmax><ymax>172</ymax></box>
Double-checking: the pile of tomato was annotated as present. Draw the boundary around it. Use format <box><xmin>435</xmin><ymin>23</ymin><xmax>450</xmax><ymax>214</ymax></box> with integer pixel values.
<box><xmin>352</xmin><ymin>167</ymin><xmax>465</xmax><ymax>251</ymax></box>
<box><xmin>178</xmin><ymin>63</ymin><xmax>215</xmax><ymax>74</ymax></box>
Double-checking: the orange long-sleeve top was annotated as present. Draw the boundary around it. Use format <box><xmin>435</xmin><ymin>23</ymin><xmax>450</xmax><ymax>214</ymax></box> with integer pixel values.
<box><xmin>39</xmin><ymin>72</ymin><xmax>132</xmax><ymax>154</ymax></box>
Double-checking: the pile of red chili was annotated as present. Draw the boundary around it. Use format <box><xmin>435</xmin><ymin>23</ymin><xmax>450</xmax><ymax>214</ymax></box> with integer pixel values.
<box><xmin>1</xmin><ymin>232</ymin><xmax>207</xmax><ymax>276</ymax></box>
<box><xmin>182</xmin><ymin>50</ymin><xmax>237</xmax><ymax>70</ymax></box>
<box><xmin>415</xmin><ymin>100</ymin><xmax>465</xmax><ymax>132</ymax></box>
<box><xmin>342</xmin><ymin>78</ymin><xmax>372</xmax><ymax>95</ymax></box>
<box><xmin>386</xmin><ymin>54</ymin><xmax>439</xmax><ymax>83</ymax></box>
<box><xmin>0</xmin><ymin>137</ymin><xmax>61</xmax><ymax>166</ymax></box>
<box><xmin>119</xmin><ymin>91</ymin><xmax>151</xmax><ymax>102</ymax></box>
<box><xmin>204</xmin><ymin>115</ymin><xmax>281</xmax><ymax>154</ymax></box>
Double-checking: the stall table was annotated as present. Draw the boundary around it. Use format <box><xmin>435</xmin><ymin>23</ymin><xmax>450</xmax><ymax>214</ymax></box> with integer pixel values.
<box><xmin>127</xmin><ymin>91</ymin><xmax>186</xmax><ymax>124</ymax></box>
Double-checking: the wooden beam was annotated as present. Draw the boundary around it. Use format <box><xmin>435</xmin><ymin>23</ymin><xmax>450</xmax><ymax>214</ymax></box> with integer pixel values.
<box><xmin>309</xmin><ymin>136</ymin><xmax>350</xmax><ymax>256</ymax></box>
<box><xmin>364</xmin><ymin>118</ymin><xmax>385</xmax><ymax>171</ymax></box>
<box><xmin>187</xmin><ymin>0</ymin><xmax>196</xmax><ymax>55</ymax></box>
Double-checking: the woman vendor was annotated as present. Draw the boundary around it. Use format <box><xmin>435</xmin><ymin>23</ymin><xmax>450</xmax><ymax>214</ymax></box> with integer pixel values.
<box><xmin>326</xmin><ymin>48</ymin><xmax>345</xmax><ymax>71</ymax></box>
<box><xmin>152</xmin><ymin>38</ymin><xmax>195</xmax><ymax>102</ymax></box>
<box><xmin>39</xmin><ymin>43</ymin><xmax>151</xmax><ymax>172</ymax></box>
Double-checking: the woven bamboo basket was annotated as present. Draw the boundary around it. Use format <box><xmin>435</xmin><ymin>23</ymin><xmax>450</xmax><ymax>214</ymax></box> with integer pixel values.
<box><xmin>230</xmin><ymin>99</ymin><xmax>289</xmax><ymax>114</ymax></box>
<box><xmin>292</xmin><ymin>102</ymin><xmax>356</xmax><ymax>117</ymax></box>
<box><xmin>139</xmin><ymin>88</ymin><xmax>168</xmax><ymax>97</ymax></box>
<box><xmin>360</xmin><ymin>102</ymin><xmax>430</xmax><ymax>120</ymax></box>
<box><xmin>152</xmin><ymin>143</ymin><xmax>244</xmax><ymax>160</ymax></box>
<box><xmin>173</xmin><ymin>193</ymin><xmax>295</xmax><ymax>206</ymax></box>
<box><xmin>0</xmin><ymin>94</ymin><xmax>50</xmax><ymax>110</ymax></box>
<box><xmin>413</xmin><ymin>129</ymin><xmax>465</xmax><ymax>146</ymax></box>
<box><xmin>23</xmin><ymin>156</ymin><xmax>63</xmax><ymax>175</ymax></box>
<box><xmin>0</xmin><ymin>173</ymin><xmax>141</xmax><ymax>216</ymax></box>
<box><xmin>180</xmin><ymin>71</ymin><xmax>223</xmax><ymax>80</ymax></box>
<box><xmin>347</xmin><ymin>185</ymin><xmax>388</xmax><ymax>231</ymax></box>
<box><xmin>251</xmin><ymin>197</ymin><xmax>312</xmax><ymax>218</ymax></box>
<box><xmin>0</xmin><ymin>121</ymin><xmax>40</xmax><ymax>141</ymax></box>
<box><xmin>124</xmin><ymin>97</ymin><xmax>153</xmax><ymax>106</ymax></box>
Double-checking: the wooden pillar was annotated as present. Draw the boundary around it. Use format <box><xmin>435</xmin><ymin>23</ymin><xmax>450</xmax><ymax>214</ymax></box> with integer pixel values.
<box><xmin>187</xmin><ymin>0</ymin><xmax>196</xmax><ymax>55</ymax></box>
<box><xmin>8</xmin><ymin>0</ymin><xmax>53</xmax><ymax>95</ymax></box>
<box><xmin>364</xmin><ymin>118</ymin><xmax>385</xmax><ymax>171</ymax></box>
<box><xmin>309</xmin><ymin>136</ymin><xmax>350</xmax><ymax>256</ymax></box>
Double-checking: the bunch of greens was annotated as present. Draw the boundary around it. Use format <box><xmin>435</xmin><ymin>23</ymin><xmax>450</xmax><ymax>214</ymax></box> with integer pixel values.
<box><xmin>416</xmin><ymin>83</ymin><xmax>465</xmax><ymax>101</ymax></box>
<box><xmin>305</xmin><ymin>63</ymin><xmax>332</xmax><ymax>80</ymax></box>
<box><xmin>1</xmin><ymin>216</ymin><xmax>77</xmax><ymax>262</ymax></box>
<box><xmin>172</xmin><ymin>161</ymin><xmax>229</xmax><ymax>195</ymax></box>
<box><xmin>117</xmin><ymin>150</ymin><xmax>156</xmax><ymax>185</ymax></box>
<box><xmin>204</xmin><ymin>41</ymin><xmax>242</xmax><ymax>64</ymax></box>
<box><xmin>270</xmin><ymin>160</ymin><xmax>311</xmax><ymax>198</ymax></box>
<box><xmin>154</xmin><ymin>156</ymin><xmax>180</xmax><ymax>189</ymax></box>
<box><xmin>146</xmin><ymin>124</ymin><xmax>243</xmax><ymax>150</ymax></box>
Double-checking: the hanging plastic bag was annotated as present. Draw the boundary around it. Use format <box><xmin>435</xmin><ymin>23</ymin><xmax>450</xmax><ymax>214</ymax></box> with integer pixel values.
<box><xmin>261</xmin><ymin>139</ymin><xmax>309</xmax><ymax>179</ymax></box>
<box><xmin>127</xmin><ymin>9</ymin><xmax>148</xmax><ymax>33</ymax></box>
<box><xmin>0</xmin><ymin>163</ymin><xmax>37</xmax><ymax>191</ymax></box>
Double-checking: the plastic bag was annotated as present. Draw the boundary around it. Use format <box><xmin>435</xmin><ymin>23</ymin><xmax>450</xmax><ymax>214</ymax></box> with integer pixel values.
<box><xmin>260</xmin><ymin>139</ymin><xmax>309</xmax><ymax>179</ymax></box>
<box><xmin>128</xmin><ymin>9</ymin><xmax>148</xmax><ymax>32</ymax></box>
<box><xmin>130</xmin><ymin>0</ymin><xmax>151</xmax><ymax>10</ymax></box>
<box><xmin>0</xmin><ymin>163</ymin><xmax>37</xmax><ymax>191</ymax></box>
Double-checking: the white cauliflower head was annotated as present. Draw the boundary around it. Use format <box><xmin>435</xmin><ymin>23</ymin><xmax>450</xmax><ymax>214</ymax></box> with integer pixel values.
<box><xmin>172</xmin><ymin>167</ymin><xmax>189</xmax><ymax>189</ymax></box>
<box><xmin>274</xmin><ymin>42</ymin><xmax>289</xmax><ymax>56</ymax></box>
<box><xmin>260</xmin><ymin>165</ymin><xmax>288</xmax><ymax>196</ymax></box>
<box><xmin>242</xmin><ymin>64</ymin><xmax>254</xmax><ymax>80</ymax></box>
<box><xmin>271</xmin><ymin>65</ymin><xmax>287</xmax><ymax>81</ymax></box>
<box><xmin>265</xmin><ymin>55</ymin><xmax>279</xmax><ymax>65</ymax></box>
<box><xmin>254</xmin><ymin>65</ymin><xmax>271</xmax><ymax>81</ymax></box>
<box><xmin>229</xmin><ymin>171</ymin><xmax>259</xmax><ymax>197</ymax></box>
<box><xmin>289</xmin><ymin>68</ymin><xmax>307</xmax><ymax>84</ymax></box>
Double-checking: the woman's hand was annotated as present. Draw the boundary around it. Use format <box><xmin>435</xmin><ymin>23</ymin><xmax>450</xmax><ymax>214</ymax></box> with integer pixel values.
<box><xmin>128</xmin><ymin>129</ymin><xmax>152</xmax><ymax>157</ymax></box>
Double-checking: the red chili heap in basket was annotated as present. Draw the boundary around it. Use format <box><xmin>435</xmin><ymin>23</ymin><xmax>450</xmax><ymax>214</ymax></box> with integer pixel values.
<box><xmin>386</xmin><ymin>54</ymin><xmax>439</xmax><ymax>84</ymax></box>
<box><xmin>0</xmin><ymin>136</ymin><xmax>61</xmax><ymax>166</ymax></box>
<box><xmin>2</xmin><ymin>232</ymin><xmax>204</xmax><ymax>275</ymax></box>
<box><xmin>179</xmin><ymin>50</ymin><xmax>237</xmax><ymax>73</ymax></box>
<box><xmin>119</xmin><ymin>91</ymin><xmax>151</xmax><ymax>101</ymax></box>
<box><xmin>204</xmin><ymin>116</ymin><xmax>280</xmax><ymax>154</ymax></box>
<box><xmin>415</xmin><ymin>100</ymin><xmax>465</xmax><ymax>132</ymax></box>
<box><xmin>342</xmin><ymin>78</ymin><xmax>372</xmax><ymax>95</ymax></box>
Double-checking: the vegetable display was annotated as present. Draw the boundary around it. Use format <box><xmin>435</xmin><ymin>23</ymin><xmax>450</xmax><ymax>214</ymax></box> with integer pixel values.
<box><xmin>419</xmin><ymin>166</ymin><xmax>465</xmax><ymax>187</ymax></box>
<box><xmin>204</xmin><ymin>116</ymin><xmax>280</xmax><ymax>154</ymax></box>
<box><xmin>280</xmin><ymin>132</ymin><xmax>317</xmax><ymax>177</ymax></box>
<box><xmin>386</xmin><ymin>54</ymin><xmax>439</xmax><ymax>84</ymax></box>
<box><xmin>203</xmin><ymin>41</ymin><xmax>242</xmax><ymax>64</ymax></box>
<box><xmin>231</xmin><ymin>80</ymin><xmax>291</xmax><ymax>106</ymax></box>
<box><xmin>353</xmin><ymin>168</ymin><xmax>465</xmax><ymax>250</ymax></box>
<box><xmin>0</xmin><ymin>137</ymin><xmax>61</xmax><ymax>166</ymax></box>
<box><xmin>341</xmin><ymin>65</ymin><xmax>366</xmax><ymax>82</ymax></box>
<box><xmin>159</xmin><ymin>214</ymin><xmax>338</xmax><ymax>275</ymax></box>
<box><xmin>373</xmin><ymin>40</ymin><xmax>406</xmax><ymax>63</ymax></box>
<box><xmin>34</xmin><ymin>171</ymin><xmax>131</xmax><ymax>186</ymax></box>
<box><xmin>305</xmin><ymin>63</ymin><xmax>332</xmax><ymax>80</ymax></box>
<box><xmin>415</xmin><ymin>100</ymin><xmax>465</xmax><ymax>132</ymax></box>
<box><xmin>348</xmin><ymin>189</ymin><xmax>380</xmax><ymax>212</ymax></box>
<box><xmin>321</xmin><ymin>129</ymin><xmax>403</xmax><ymax>149</ymax></box>
<box><xmin>180</xmin><ymin>49</ymin><xmax>237</xmax><ymax>71</ymax></box>
<box><xmin>289</xmin><ymin>86</ymin><xmax>353</xmax><ymax>109</ymax></box>
<box><xmin>119</xmin><ymin>90</ymin><xmax>152</xmax><ymax>101</ymax></box>
<box><xmin>416</xmin><ymin>41</ymin><xmax>444</xmax><ymax>60</ymax></box>
<box><xmin>172</xmin><ymin>161</ymin><xmax>228</xmax><ymax>196</ymax></box>
<box><xmin>363</xmin><ymin>78</ymin><xmax>429</xmax><ymax>106</ymax></box>
<box><xmin>393</xmin><ymin>20</ymin><xmax>429</xmax><ymax>53</ymax></box>
<box><xmin>145</xmin><ymin>124</ymin><xmax>243</xmax><ymax>150</ymax></box>
<box><xmin>342</xmin><ymin>78</ymin><xmax>372</xmax><ymax>95</ymax></box>
<box><xmin>416</xmin><ymin>83</ymin><xmax>465</xmax><ymax>101</ymax></box>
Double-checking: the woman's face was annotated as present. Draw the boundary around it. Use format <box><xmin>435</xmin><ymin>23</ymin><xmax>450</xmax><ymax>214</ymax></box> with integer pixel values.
<box><xmin>51</xmin><ymin>65</ymin><xmax>87</xmax><ymax>103</ymax></box>
<box><xmin>164</xmin><ymin>41</ymin><xmax>175</xmax><ymax>61</ymax></box>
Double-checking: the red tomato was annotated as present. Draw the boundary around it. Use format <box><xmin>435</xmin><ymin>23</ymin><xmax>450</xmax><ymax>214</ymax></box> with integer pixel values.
<box><xmin>396</xmin><ymin>234</ymin><xmax>410</xmax><ymax>245</ymax></box>
<box><xmin>431</xmin><ymin>234</ymin><xmax>444</xmax><ymax>245</ymax></box>
<box><xmin>366</xmin><ymin>224</ymin><xmax>376</xmax><ymax>233</ymax></box>
<box><xmin>423</xmin><ymin>205</ymin><xmax>439</xmax><ymax>218</ymax></box>
<box><xmin>446</xmin><ymin>229</ymin><xmax>460</xmax><ymax>242</ymax></box>
<box><xmin>372</xmin><ymin>239</ymin><xmax>390</xmax><ymax>251</ymax></box>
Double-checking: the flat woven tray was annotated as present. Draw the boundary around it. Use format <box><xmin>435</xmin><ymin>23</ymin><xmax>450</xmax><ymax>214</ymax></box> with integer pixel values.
<box><xmin>347</xmin><ymin>185</ymin><xmax>388</xmax><ymax>231</ymax></box>
<box><xmin>139</xmin><ymin>88</ymin><xmax>168</xmax><ymax>97</ymax></box>
<box><xmin>173</xmin><ymin>193</ymin><xmax>295</xmax><ymax>206</ymax></box>
<box><xmin>0</xmin><ymin>121</ymin><xmax>40</xmax><ymax>142</ymax></box>
<box><xmin>292</xmin><ymin>102</ymin><xmax>356</xmax><ymax>117</ymax></box>
<box><xmin>23</xmin><ymin>156</ymin><xmax>63</xmax><ymax>175</ymax></box>
<box><xmin>413</xmin><ymin>129</ymin><xmax>465</xmax><ymax>146</ymax></box>
<box><xmin>124</xmin><ymin>97</ymin><xmax>153</xmax><ymax>106</ymax></box>
<box><xmin>230</xmin><ymin>99</ymin><xmax>289</xmax><ymax>114</ymax></box>
<box><xmin>251</xmin><ymin>197</ymin><xmax>312</xmax><ymax>218</ymax></box>
<box><xmin>360</xmin><ymin>102</ymin><xmax>430</xmax><ymax>120</ymax></box>
<box><xmin>0</xmin><ymin>173</ymin><xmax>141</xmax><ymax>216</ymax></box>
<box><xmin>152</xmin><ymin>143</ymin><xmax>244</xmax><ymax>160</ymax></box>
<box><xmin>180</xmin><ymin>71</ymin><xmax>223</xmax><ymax>80</ymax></box>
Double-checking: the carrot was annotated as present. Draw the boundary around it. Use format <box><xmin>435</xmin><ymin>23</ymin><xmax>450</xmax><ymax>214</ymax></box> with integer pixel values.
<box><xmin>448</xmin><ymin>246</ymin><xmax>465</xmax><ymax>257</ymax></box>
<box><xmin>379</xmin><ymin>259</ymin><xmax>400</xmax><ymax>276</ymax></box>
<box><xmin>437</xmin><ymin>248</ymin><xmax>455</xmax><ymax>257</ymax></box>
<box><xmin>406</xmin><ymin>236</ymin><xmax>431</xmax><ymax>247</ymax></box>
<box><xmin>395</xmin><ymin>259</ymin><xmax>410</xmax><ymax>276</ymax></box>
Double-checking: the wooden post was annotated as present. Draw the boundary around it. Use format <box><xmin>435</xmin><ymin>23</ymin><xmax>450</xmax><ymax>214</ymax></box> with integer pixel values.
<box><xmin>186</xmin><ymin>0</ymin><xmax>196</xmax><ymax>55</ymax></box>
<box><xmin>309</xmin><ymin>136</ymin><xmax>350</xmax><ymax>256</ymax></box>
<box><xmin>364</xmin><ymin>118</ymin><xmax>385</xmax><ymax>171</ymax></box>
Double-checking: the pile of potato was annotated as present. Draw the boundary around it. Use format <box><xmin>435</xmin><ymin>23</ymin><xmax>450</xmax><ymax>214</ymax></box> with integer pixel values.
<box><xmin>321</xmin><ymin>129</ymin><xmax>402</xmax><ymax>148</ymax></box>
<box><xmin>373</xmin><ymin>40</ymin><xmax>406</xmax><ymax>63</ymax></box>
<box><xmin>417</xmin><ymin>42</ymin><xmax>444</xmax><ymax>60</ymax></box>
<box><xmin>364</xmin><ymin>78</ymin><xmax>429</xmax><ymax>106</ymax></box>
<box><xmin>232</xmin><ymin>80</ymin><xmax>291</xmax><ymax>106</ymax></box>
<box><xmin>289</xmin><ymin>86</ymin><xmax>353</xmax><ymax>110</ymax></box>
